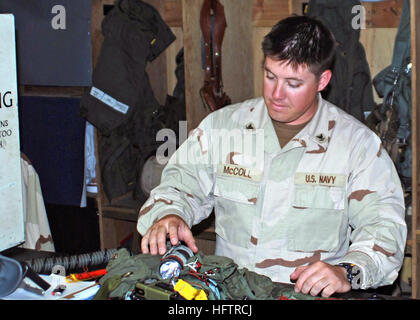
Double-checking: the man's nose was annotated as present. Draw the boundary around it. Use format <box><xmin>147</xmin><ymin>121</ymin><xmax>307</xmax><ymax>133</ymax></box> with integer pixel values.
<box><xmin>272</xmin><ymin>82</ymin><xmax>286</xmax><ymax>100</ymax></box>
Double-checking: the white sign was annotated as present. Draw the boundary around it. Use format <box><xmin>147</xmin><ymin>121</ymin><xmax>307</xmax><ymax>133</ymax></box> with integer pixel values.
<box><xmin>0</xmin><ymin>14</ymin><xmax>24</xmax><ymax>251</ymax></box>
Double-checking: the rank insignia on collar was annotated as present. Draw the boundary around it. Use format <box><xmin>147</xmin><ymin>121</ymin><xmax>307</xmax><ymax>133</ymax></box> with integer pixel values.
<box><xmin>315</xmin><ymin>133</ymin><xmax>326</xmax><ymax>143</ymax></box>
<box><xmin>245</xmin><ymin>122</ymin><xmax>255</xmax><ymax>130</ymax></box>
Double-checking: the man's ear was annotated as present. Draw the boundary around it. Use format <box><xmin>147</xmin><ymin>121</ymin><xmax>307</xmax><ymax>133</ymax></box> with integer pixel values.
<box><xmin>317</xmin><ymin>69</ymin><xmax>332</xmax><ymax>92</ymax></box>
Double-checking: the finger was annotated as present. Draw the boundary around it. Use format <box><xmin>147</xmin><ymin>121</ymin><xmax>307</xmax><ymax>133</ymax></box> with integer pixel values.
<box><xmin>148</xmin><ymin>227</ymin><xmax>159</xmax><ymax>255</ymax></box>
<box><xmin>168</xmin><ymin>222</ymin><xmax>180</xmax><ymax>246</ymax></box>
<box><xmin>290</xmin><ymin>266</ymin><xmax>307</xmax><ymax>281</ymax></box>
<box><xmin>294</xmin><ymin>265</ymin><xmax>318</xmax><ymax>293</ymax></box>
<box><xmin>157</xmin><ymin>225</ymin><xmax>169</xmax><ymax>255</ymax></box>
<box><xmin>321</xmin><ymin>284</ymin><xmax>335</xmax><ymax>298</ymax></box>
<box><xmin>309</xmin><ymin>277</ymin><xmax>329</xmax><ymax>297</ymax></box>
<box><xmin>180</xmin><ymin>225</ymin><xmax>198</xmax><ymax>253</ymax></box>
<box><xmin>141</xmin><ymin>231</ymin><xmax>150</xmax><ymax>254</ymax></box>
<box><xmin>301</xmin><ymin>271</ymin><xmax>324</xmax><ymax>295</ymax></box>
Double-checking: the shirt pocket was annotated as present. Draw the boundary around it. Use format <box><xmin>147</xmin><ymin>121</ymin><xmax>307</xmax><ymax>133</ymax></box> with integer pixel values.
<box><xmin>214</xmin><ymin>175</ymin><xmax>260</xmax><ymax>205</ymax></box>
<box><xmin>287</xmin><ymin>184</ymin><xmax>346</xmax><ymax>253</ymax></box>
<box><xmin>213</xmin><ymin>175</ymin><xmax>260</xmax><ymax>248</ymax></box>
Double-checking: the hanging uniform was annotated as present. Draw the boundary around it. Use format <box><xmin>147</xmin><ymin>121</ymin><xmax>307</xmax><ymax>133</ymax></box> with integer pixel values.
<box><xmin>137</xmin><ymin>95</ymin><xmax>407</xmax><ymax>289</ymax></box>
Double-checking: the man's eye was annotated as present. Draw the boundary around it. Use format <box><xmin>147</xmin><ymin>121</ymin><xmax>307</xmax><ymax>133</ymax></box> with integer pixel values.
<box><xmin>288</xmin><ymin>82</ymin><xmax>301</xmax><ymax>88</ymax></box>
<box><xmin>265</xmin><ymin>74</ymin><xmax>276</xmax><ymax>80</ymax></box>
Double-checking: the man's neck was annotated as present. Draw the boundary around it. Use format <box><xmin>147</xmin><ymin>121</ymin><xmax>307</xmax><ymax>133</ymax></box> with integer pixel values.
<box><xmin>271</xmin><ymin>119</ymin><xmax>309</xmax><ymax>148</ymax></box>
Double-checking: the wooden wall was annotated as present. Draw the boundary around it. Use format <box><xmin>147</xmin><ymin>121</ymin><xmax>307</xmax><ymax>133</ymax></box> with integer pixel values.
<box><xmin>183</xmin><ymin>0</ymin><xmax>254</xmax><ymax>131</ymax></box>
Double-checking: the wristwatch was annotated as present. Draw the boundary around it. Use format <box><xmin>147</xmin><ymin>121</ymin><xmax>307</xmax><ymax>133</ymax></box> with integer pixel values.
<box><xmin>337</xmin><ymin>263</ymin><xmax>362</xmax><ymax>289</ymax></box>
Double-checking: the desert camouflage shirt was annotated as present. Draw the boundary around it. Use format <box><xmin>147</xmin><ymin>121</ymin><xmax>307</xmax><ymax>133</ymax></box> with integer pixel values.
<box><xmin>137</xmin><ymin>95</ymin><xmax>407</xmax><ymax>288</ymax></box>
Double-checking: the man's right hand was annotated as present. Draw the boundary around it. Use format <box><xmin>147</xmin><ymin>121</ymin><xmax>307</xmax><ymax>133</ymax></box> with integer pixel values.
<box><xmin>140</xmin><ymin>214</ymin><xmax>198</xmax><ymax>255</ymax></box>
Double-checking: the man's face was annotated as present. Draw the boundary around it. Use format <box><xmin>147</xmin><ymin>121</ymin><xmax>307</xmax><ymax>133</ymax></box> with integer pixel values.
<box><xmin>263</xmin><ymin>56</ymin><xmax>330</xmax><ymax>125</ymax></box>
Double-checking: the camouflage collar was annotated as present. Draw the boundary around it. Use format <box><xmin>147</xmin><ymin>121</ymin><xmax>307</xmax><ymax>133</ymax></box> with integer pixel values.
<box><xmin>258</xmin><ymin>94</ymin><xmax>330</xmax><ymax>155</ymax></box>
<box><xmin>298</xmin><ymin>93</ymin><xmax>330</xmax><ymax>149</ymax></box>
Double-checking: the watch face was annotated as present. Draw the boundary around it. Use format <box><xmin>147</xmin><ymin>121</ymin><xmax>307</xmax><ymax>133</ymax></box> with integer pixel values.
<box><xmin>351</xmin><ymin>265</ymin><xmax>362</xmax><ymax>289</ymax></box>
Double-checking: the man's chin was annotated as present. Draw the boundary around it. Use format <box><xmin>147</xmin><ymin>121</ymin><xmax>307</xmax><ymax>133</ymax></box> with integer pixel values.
<box><xmin>267</xmin><ymin>109</ymin><xmax>290</xmax><ymax>122</ymax></box>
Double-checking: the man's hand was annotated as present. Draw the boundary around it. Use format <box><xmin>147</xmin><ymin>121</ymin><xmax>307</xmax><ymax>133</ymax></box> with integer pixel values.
<box><xmin>141</xmin><ymin>214</ymin><xmax>198</xmax><ymax>255</ymax></box>
<box><xmin>290</xmin><ymin>261</ymin><xmax>351</xmax><ymax>297</ymax></box>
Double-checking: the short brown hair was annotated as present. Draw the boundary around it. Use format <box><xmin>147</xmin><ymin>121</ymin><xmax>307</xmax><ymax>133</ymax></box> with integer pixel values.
<box><xmin>262</xmin><ymin>15</ymin><xmax>336</xmax><ymax>78</ymax></box>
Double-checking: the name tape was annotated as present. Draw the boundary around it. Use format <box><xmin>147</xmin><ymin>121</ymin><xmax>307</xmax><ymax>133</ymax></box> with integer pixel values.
<box><xmin>217</xmin><ymin>164</ymin><xmax>263</xmax><ymax>182</ymax></box>
<box><xmin>90</xmin><ymin>86</ymin><xmax>130</xmax><ymax>114</ymax></box>
<box><xmin>294</xmin><ymin>172</ymin><xmax>346</xmax><ymax>187</ymax></box>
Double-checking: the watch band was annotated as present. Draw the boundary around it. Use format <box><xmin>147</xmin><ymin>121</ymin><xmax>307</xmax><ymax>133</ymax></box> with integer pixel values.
<box><xmin>337</xmin><ymin>263</ymin><xmax>362</xmax><ymax>289</ymax></box>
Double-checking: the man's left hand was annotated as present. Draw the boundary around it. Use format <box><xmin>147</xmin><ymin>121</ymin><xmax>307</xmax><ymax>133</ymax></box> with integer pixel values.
<box><xmin>290</xmin><ymin>261</ymin><xmax>351</xmax><ymax>297</ymax></box>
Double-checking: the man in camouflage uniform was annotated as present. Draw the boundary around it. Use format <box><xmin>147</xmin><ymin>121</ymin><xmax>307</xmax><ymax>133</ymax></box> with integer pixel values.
<box><xmin>137</xmin><ymin>16</ymin><xmax>407</xmax><ymax>298</ymax></box>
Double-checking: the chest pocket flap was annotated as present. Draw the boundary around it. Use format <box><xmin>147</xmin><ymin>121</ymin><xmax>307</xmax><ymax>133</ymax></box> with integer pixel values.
<box><xmin>287</xmin><ymin>178</ymin><xmax>347</xmax><ymax>252</ymax></box>
<box><xmin>293</xmin><ymin>172</ymin><xmax>346</xmax><ymax>210</ymax></box>
<box><xmin>293</xmin><ymin>184</ymin><xmax>345</xmax><ymax>210</ymax></box>
<box><xmin>214</xmin><ymin>175</ymin><xmax>260</xmax><ymax>205</ymax></box>
<box><xmin>214</xmin><ymin>164</ymin><xmax>262</xmax><ymax>204</ymax></box>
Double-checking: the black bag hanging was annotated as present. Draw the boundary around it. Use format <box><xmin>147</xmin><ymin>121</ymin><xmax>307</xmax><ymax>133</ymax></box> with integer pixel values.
<box><xmin>80</xmin><ymin>0</ymin><xmax>176</xmax><ymax>203</ymax></box>
<box><xmin>307</xmin><ymin>0</ymin><xmax>376</xmax><ymax>122</ymax></box>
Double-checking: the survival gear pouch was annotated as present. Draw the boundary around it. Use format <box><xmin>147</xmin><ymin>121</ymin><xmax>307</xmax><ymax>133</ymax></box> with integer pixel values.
<box><xmin>93</xmin><ymin>248</ymin><xmax>329</xmax><ymax>300</ymax></box>
<box><xmin>93</xmin><ymin>248</ymin><xmax>162</xmax><ymax>300</ymax></box>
